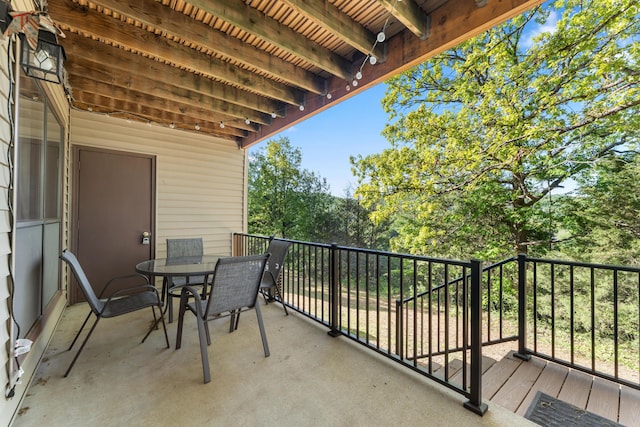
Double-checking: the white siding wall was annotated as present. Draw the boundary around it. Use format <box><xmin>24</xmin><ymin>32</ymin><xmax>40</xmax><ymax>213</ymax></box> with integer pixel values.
<box><xmin>0</xmin><ymin>28</ymin><xmax>14</xmax><ymax>426</ymax></box>
<box><xmin>70</xmin><ymin>110</ymin><xmax>248</xmax><ymax>257</ymax></box>
<box><xmin>1</xmin><ymin>1</ymin><xmax>71</xmax><ymax>420</ymax></box>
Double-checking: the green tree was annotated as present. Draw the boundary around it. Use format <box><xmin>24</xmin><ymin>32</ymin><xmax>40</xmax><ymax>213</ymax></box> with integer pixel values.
<box><xmin>352</xmin><ymin>0</ymin><xmax>639</xmax><ymax>259</ymax></box>
<box><xmin>330</xmin><ymin>187</ymin><xmax>393</xmax><ymax>249</ymax></box>
<box><xmin>248</xmin><ymin>137</ymin><xmax>331</xmax><ymax>240</ymax></box>
<box><xmin>559</xmin><ymin>152</ymin><xmax>640</xmax><ymax>265</ymax></box>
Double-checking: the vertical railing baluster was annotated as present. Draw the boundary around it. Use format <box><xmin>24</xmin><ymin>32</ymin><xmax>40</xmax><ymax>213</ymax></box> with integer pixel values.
<box><xmin>551</xmin><ymin>263</ymin><xmax>555</xmax><ymax>359</ymax></box>
<box><xmin>376</xmin><ymin>254</ymin><xmax>380</xmax><ymax>350</ymax></box>
<box><xmin>570</xmin><ymin>265</ymin><xmax>575</xmax><ymax>366</ymax></box>
<box><xmin>533</xmin><ymin>262</ymin><xmax>538</xmax><ymax>353</ymax></box>
<box><xmin>591</xmin><ymin>267</ymin><xmax>596</xmax><ymax>372</ymax></box>
<box><xmin>487</xmin><ymin>268</ymin><xmax>492</xmax><ymax>343</ymax></box>
<box><xmin>413</xmin><ymin>259</ymin><xmax>417</xmax><ymax>367</ymax></box>
<box><xmin>499</xmin><ymin>264</ymin><xmax>504</xmax><ymax>340</ymax></box>
<box><xmin>614</xmin><ymin>269</ymin><xmax>619</xmax><ymax>379</ymax></box>
<box><xmin>366</xmin><ymin>252</ymin><xmax>370</xmax><ymax>343</ymax></box>
<box><xmin>356</xmin><ymin>253</ymin><xmax>360</xmax><ymax>340</ymax></box>
<box><xmin>515</xmin><ymin>254</ymin><xmax>530</xmax><ymax>360</ymax></box>
<box><xmin>462</xmin><ymin>265</ymin><xmax>468</xmax><ymax>392</ymax></box>
<box><xmin>444</xmin><ymin>263</ymin><xmax>449</xmax><ymax>380</ymax></box>
<box><xmin>328</xmin><ymin>243</ymin><xmax>340</xmax><ymax>337</ymax></box>
<box><xmin>400</xmin><ymin>258</ymin><xmax>404</xmax><ymax>359</ymax></box>
<box><xmin>428</xmin><ymin>261</ymin><xmax>433</xmax><ymax>374</ymax></box>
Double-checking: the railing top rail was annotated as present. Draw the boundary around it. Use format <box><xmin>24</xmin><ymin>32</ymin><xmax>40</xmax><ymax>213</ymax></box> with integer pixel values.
<box><xmin>524</xmin><ymin>255</ymin><xmax>640</xmax><ymax>273</ymax></box>
<box><xmin>234</xmin><ymin>232</ymin><xmax>473</xmax><ymax>267</ymax></box>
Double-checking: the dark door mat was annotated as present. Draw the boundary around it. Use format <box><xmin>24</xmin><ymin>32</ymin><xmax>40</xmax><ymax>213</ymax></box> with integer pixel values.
<box><xmin>524</xmin><ymin>391</ymin><xmax>621</xmax><ymax>427</ymax></box>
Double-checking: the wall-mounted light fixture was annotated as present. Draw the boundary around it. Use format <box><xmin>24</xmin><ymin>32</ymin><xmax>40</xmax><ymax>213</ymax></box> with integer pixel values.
<box><xmin>19</xmin><ymin>29</ymin><xmax>66</xmax><ymax>85</ymax></box>
<box><xmin>0</xmin><ymin>1</ymin><xmax>12</xmax><ymax>34</ymax></box>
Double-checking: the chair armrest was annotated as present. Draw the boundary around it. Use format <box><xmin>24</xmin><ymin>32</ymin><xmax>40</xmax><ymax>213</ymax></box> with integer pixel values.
<box><xmin>179</xmin><ymin>286</ymin><xmax>205</xmax><ymax>317</ymax></box>
<box><xmin>98</xmin><ymin>273</ymin><xmax>151</xmax><ymax>298</ymax></box>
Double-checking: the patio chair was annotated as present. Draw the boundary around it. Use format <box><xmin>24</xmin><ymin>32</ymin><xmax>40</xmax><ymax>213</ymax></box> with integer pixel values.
<box><xmin>259</xmin><ymin>238</ymin><xmax>291</xmax><ymax>315</ymax></box>
<box><xmin>166</xmin><ymin>237</ymin><xmax>207</xmax><ymax>323</ymax></box>
<box><xmin>60</xmin><ymin>249</ymin><xmax>169</xmax><ymax>377</ymax></box>
<box><xmin>175</xmin><ymin>253</ymin><xmax>270</xmax><ymax>383</ymax></box>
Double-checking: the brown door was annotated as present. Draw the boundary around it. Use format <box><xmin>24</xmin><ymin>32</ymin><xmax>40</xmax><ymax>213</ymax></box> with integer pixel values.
<box><xmin>71</xmin><ymin>146</ymin><xmax>155</xmax><ymax>303</ymax></box>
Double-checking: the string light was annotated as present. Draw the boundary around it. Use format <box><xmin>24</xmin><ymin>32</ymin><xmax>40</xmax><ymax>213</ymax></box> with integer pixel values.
<box><xmin>271</xmin><ymin>112</ymin><xmax>277</xmax><ymax>118</ymax></box>
<box><xmin>220</xmin><ymin>121</ymin><xmax>225</xmax><ymax>128</ymax></box>
<box><xmin>245</xmin><ymin>117</ymin><xmax>251</xmax><ymax>125</ymax></box>
<box><xmin>169</xmin><ymin>122</ymin><xmax>175</xmax><ymax>129</ymax></box>
<box><xmin>326</xmin><ymin>93</ymin><xmax>332</xmax><ymax>99</ymax></box>
<box><xmin>195</xmin><ymin>123</ymin><xmax>200</xmax><ymax>130</ymax></box>
<box><xmin>299</xmin><ymin>104</ymin><xmax>305</xmax><ymax>111</ymax></box>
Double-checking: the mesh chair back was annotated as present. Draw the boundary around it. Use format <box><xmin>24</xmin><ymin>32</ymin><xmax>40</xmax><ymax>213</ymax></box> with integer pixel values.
<box><xmin>263</xmin><ymin>239</ymin><xmax>291</xmax><ymax>286</ymax></box>
<box><xmin>206</xmin><ymin>254</ymin><xmax>269</xmax><ymax>316</ymax></box>
<box><xmin>167</xmin><ymin>238</ymin><xmax>204</xmax><ymax>259</ymax></box>
<box><xmin>60</xmin><ymin>250</ymin><xmax>104</xmax><ymax>314</ymax></box>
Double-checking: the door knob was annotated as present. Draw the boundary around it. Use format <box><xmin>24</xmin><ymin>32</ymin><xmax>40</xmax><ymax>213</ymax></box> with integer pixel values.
<box><xmin>141</xmin><ymin>231</ymin><xmax>151</xmax><ymax>245</ymax></box>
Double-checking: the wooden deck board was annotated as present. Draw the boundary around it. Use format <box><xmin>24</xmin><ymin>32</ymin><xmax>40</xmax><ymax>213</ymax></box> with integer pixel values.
<box><xmin>587</xmin><ymin>376</ymin><xmax>620</xmax><ymax>421</ymax></box>
<box><xmin>449</xmin><ymin>355</ymin><xmax>497</xmax><ymax>389</ymax></box>
<box><xmin>515</xmin><ymin>361</ymin><xmax>569</xmax><ymax>416</ymax></box>
<box><xmin>557</xmin><ymin>368</ymin><xmax>593</xmax><ymax>408</ymax></box>
<box><xmin>440</xmin><ymin>346</ymin><xmax>640</xmax><ymax>425</ymax></box>
<box><xmin>489</xmin><ymin>355</ymin><xmax>546</xmax><ymax>412</ymax></box>
<box><xmin>618</xmin><ymin>385</ymin><xmax>640</xmax><ymax>426</ymax></box>
<box><xmin>482</xmin><ymin>351</ymin><xmax>524</xmax><ymax>399</ymax></box>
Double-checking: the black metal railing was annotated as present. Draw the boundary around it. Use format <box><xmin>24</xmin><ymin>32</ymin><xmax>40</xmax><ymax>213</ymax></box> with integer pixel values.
<box><xmin>233</xmin><ymin>232</ymin><xmax>640</xmax><ymax>411</ymax></box>
<box><xmin>516</xmin><ymin>254</ymin><xmax>640</xmax><ymax>389</ymax></box>
<box><xmin>232</xmin><ymin>233</ymin><xmax>487</xmax><ymax>414</ymax></box>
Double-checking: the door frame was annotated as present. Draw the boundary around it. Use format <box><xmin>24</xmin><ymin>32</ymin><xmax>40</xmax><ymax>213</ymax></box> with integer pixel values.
<box><xmin>70</xmin><ymin>145</ymin><xmax>156</xmax><ymax>304</ymax></box>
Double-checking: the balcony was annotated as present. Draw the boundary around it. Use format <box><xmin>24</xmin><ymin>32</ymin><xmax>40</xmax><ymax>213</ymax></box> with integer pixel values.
<box><xmin>13</xmin><ymin>300</ymin><xmax>526</xmax><ymax>426</ymax></box>
<box><xmin>12</xmin><ymin>233</ymin><xmax>640</xmax><ymax>426</ymax></box>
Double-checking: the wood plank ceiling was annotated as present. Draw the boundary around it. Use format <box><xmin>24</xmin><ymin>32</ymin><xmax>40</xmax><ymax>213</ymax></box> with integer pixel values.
<box><xmin>46</xmin><ymin>0</ymin><xmax>543</xmax><ymax>147</ymax></box>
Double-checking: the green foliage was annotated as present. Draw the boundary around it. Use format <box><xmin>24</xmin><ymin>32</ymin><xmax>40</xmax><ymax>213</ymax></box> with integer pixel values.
<box><xmin>558</xmin><ymin>153</ymin><xmax>640</xmax><ymax>265</ymax></box>
<box><xmin>352</xmin><ymin>0</ymin><xmax>640</xmax><ymax>260</ymax></box>
<box><xmin>248</xmin><ymin>137</ymin><xmax>332</xmax><ymax>240</ymax></box>
<box><xmin>249</xmin><ymin>138</ymin><xmax>391</xmax><ymax>247</ymax></box>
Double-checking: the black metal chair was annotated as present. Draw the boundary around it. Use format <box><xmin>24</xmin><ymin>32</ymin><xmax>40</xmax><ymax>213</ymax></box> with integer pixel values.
<box><xmin>259</xmin><ymin>238</ymin><xmax>291</xmax><ymax>315</ymax></box>
<box><xmin>60</xmin><ymin>249</ymin><xmax>169</xmax><ymax>377</ymax></box>
<box><xmin>165</xmin><ymin>237</ymin><xmax>207</xmax><ymax>322</ymax></box>
<box><xmin>175</xmin><ymin>254</ymin><xmax>270</xmax><ymax>383</ymax></box>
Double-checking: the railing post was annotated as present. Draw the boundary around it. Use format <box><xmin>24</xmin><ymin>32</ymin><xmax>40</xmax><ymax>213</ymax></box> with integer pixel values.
<box><xmin>328</xmin><ymin>243</ymin><xmax>341</xmax><ymax>337</ymax></box>
<box><xmin>464</xmin><ymin>259</ymin><xmax>488</xmax><ymax>415</ymax></box>
<box><xmin>514</xmin><ymin>253</ymin><xmax>531</xmax><ymax>361</ymax></box>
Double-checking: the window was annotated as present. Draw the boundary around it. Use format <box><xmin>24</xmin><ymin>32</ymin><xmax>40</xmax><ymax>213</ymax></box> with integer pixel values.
<box><xmin>14</xmin><ymin>73</ymin><xmax>64</xmax><ymax>336</ymax></box>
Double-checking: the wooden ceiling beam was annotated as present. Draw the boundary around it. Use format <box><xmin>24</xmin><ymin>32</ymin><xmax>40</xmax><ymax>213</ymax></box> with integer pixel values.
<box><xmin>243</xmin><ymin>0</ymin><xmax>545</xmax><ymax>147</ymax></box>
<box><xmin>65</xmin><ymin>60</ymin><xmax>266</xmax><ymax>127</ymax></box>
<box><xmin>379</xmin><ymin>0</ymin><xmax>431</xmax><ymax>39</ymax></box>
<box><xmin>72</xmin><ymin>97</ymin><xmax>242</xmax><ymax>142</ymax></box>
<box><xmin>48</xmin><ymin>0</ymin><xmax>305</xmax><ymax>108</ymax></box>
<box><xmin>63</xmin><ymin>34</ymin><xmax>272</xmax><ymax>125</ymax></box>
<box><xmin>84</xmin><ymin>0</ymin><xmax>326</xmax><ymax>95</ymax></box>
<box><xmin>187</xmin><ymin>0</ymin><xmax>354</xmax><ymax>81</ymax></box>
<box><xmin>279</xmin><ymin>0</ymin><xmax>385</xmax><ymax>59</ymax></box>
<box><xmin>70</xmin><ymin>80</ymin><xmax>250</xmax><ymax>137</ymax></box>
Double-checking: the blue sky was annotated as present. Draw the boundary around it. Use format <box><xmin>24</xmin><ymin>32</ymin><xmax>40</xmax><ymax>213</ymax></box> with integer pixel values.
<box><xmin>249</xmin><ymin>83</ymin><xmax>391</xmax><ymax>196</ymax></box>
<box><xmin>248</xmin><ymin>4</ymin><xmax>562</xmax><ymax>197</ymax></box>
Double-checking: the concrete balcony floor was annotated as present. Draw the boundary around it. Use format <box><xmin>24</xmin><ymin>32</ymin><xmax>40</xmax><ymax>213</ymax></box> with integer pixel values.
<box><xmin>12</xmin><ymin>301</ymin><xmax>532</xmax><ymax>427</ymax></box>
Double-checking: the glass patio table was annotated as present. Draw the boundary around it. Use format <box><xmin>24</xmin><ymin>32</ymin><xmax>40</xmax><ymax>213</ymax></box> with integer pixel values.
<box><xmin>135</xmin><ymin>255</ymin><xmax>226</xmax><ymax>320</ymax></box>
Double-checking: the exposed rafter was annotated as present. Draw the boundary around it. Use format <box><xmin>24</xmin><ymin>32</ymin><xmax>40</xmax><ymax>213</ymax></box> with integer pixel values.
<box><xmin>44</xmin><ymin>0</ymin><xmax>544</xmax><ymax>146</ymax></box>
